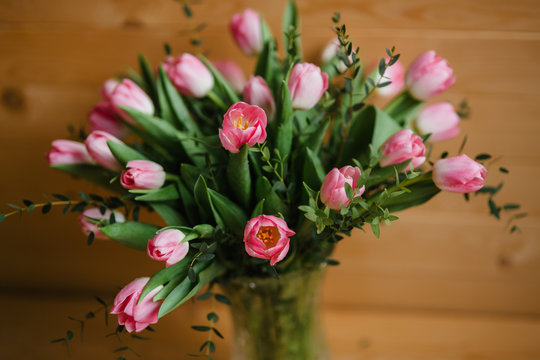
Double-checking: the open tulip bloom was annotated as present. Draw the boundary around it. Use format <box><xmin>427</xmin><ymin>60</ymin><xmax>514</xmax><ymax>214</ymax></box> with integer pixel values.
<box><xmin>1</xmin><ymin>0</ymin><xmax>521</xmax><ymax>342</ymax></box>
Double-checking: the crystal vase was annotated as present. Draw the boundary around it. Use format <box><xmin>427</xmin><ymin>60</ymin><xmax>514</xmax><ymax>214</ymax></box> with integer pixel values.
<box><xmin>222</xmin><ymin>264</ymin><xmax>329</xmax><ymax>360</ymax></box>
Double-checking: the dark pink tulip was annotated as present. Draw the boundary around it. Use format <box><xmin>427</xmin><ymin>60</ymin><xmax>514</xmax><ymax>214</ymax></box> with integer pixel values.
<box><xmin>433</xmin><ymin>154</ymin><xmax>486</xmax><ymax>193</ymax></box>
<box><xmin>110</xmin><ymin>277</ymin><xmax>162</xmax><ymax>333</ymax></box>
<box><xmin>380</xmin><ymin>129</ymin><xmax>426</xmax><ymax>169</ymax></box>
<box><xmin>320</xmin><ymin>166</ymin><xmax>365</xmax><ymax>210</ymax></box>
<box><xmin>120</xmin><ymin>160</ymin><xmax>166</xmax><ymax>190</ymax></box>
<box><xmin>244</xmin><ymin>215</ymin><xmax>295</xmax><ymax>266</ymax></box>
<box><xmin>147</xmin><ymin>229</ymin><xmax>189</xmax><ymax>267</ymax></box>
<box><xmin>219</xmin><ymin>102</ymin><xmax>267</xmax><ymax>153</ymax></box>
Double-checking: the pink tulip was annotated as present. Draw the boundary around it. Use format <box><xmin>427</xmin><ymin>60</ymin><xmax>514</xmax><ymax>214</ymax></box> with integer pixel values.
<box><xmin>88</xmin><ymin>102</ymin><xmax>127</xmax><ymax>138</ymax></box>
<box><xmin>79</xmin><ymin>207</ymin><xmax>126</xmax><ymax>240</ymax></box>
<box><xmin>244</xmin><ymin>215</ymin><xmax>295</xmax><ymax>266</ymax></box>
<box><xmin>230</xmin><ymin>9</ymin><xmax>262</xmax><ymax>56</ymax></box>
<box><xmin>288</xmin><ymin>63</ymin><xmax>329</xmax><ymax>110</ymax></box>
<box><xmin>100</xmin><ymin>78</ymin><xmax>120</xmax><ymax>101</ymax></box>
<box><xmin>85</xmin><ymin>130</ymin><xmax>124</xmax><ymax>171</ymax></box>
<box><xmin>47</xmin><ymin>139</ymin><xmax>94</xmax><ymax>165</ymax></box>
<box><xmin>432</xmin><ymin>154</ymin><xmax>487</xmax><ymax>193</ymax></box>
<box><xmin>147</xmin><ymin>229</ymin><xmax>189</xmax><ymax>267</ymax></box>
<box><xmin>375</xmin><ymin>58</ymin><xmax>405</xmax><ymax>98</ymax></box>
<box><xmin>406</xmin><ymin>50</ymin><xmax>456</xmax><ymax>100</ymax></box>
<box><xmin>120</xmin><ymin>160</ymin><xmax>166</xmax><ymax>190</ymax></box>
<box><xmin>109</xmin><ymin>78</ymin><xmax>154</xmax><ymax>123</ymax></box>
<box><xmin>219</xmin><ymin>102</ymin><xmax>267</xmax><ymax>153</ymax></box>
<box><xmin>110</xmin><ymin>277</ymin><xmax>163</xmax><ymax>333</ymax></box>
<box><xmin>163</xmin><ymin>53</ymin><xmax>214</xmax><ymax>98</ymax></box>
<box><xmin>243</xmin><ymin>76</ymin><xmax>275</xmax><ymax>120</ymax></box>
<box><xmin>415</xmin><ymin>102</ymin><xmax>460</xmax><ymax>142</ymax></box>
<box><xmin>380</xmin><ymin>129</ymin><xmax>426</xmax><ymax>169</ymax></box>
<box><xmin>320</xmin><ymin>166</ymin><xmax>365</xmax><ymax>210</ymax></box>
<box><xmin>213</xmin><ymin>60</ymin><xmax>246</xmax><ymax>93</ymax></box>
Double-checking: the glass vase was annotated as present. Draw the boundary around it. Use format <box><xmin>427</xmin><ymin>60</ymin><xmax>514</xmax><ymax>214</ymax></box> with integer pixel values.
<box><xmin>222</xmin><ymin>264</ymin><xmax>329</xmax><ymax>360</ymax></box>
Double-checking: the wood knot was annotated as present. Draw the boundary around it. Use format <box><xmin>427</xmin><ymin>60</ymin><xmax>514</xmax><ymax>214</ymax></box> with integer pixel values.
<box><xmin>123</xmin><ymin>18</ymin><xmax>144</xmax><ymax>29</ymax></box>
<box><xmin>1</xmin><ymin>87</ymin><xmax>25</xmax><ymax>112</ymax></box>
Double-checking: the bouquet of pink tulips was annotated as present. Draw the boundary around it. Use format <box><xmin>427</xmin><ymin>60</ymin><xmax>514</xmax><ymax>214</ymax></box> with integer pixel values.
<box><xmin>1</xmin><ymin>1</ymin><xmax>517</xmax><ymax>354</ymax></box>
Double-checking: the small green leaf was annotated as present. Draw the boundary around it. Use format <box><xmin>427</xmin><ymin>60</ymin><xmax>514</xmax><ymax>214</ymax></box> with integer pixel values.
<box><xmin>207</xmin><ymin>312</ymin><xmax>219</xmax><ymax>322</ymax></box>
<box><xmin>214</xmin><ymin>294</ymin><xmax>231</xmax><ymax>305</ymax></box>
<box><xmin>191</xmin><ymin>326</ymin><xmax>211</xmax><ymax>332</ymax></box>
<box><xmin>212</xmin><ymin>328</ymin><xmax>224</xmax><ymax>339</ymax></box>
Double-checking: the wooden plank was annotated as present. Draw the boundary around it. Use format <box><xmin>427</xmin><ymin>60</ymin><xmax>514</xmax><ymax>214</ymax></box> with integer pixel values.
<box><xmin>1</xmin><ymin>294</ymin><xmax>539</xmax><ymax>359</ymax></box>
<box><xmin>1</xmin><ymin>0</ymin><xmax>539</xmax><ymax>33</ymax></box>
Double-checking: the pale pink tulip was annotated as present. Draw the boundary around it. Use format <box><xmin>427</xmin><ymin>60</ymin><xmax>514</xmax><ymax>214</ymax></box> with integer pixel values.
<box><xmin>320</xmin><ymin>166</ymin><xmax>365</xmax><ymax>210</ymax></box>
<box><xmin>230</xmin><ymin>9</ymin><xmax>262</xmax><ymax>56</ymax></box>
<box><xmin>47</xmin><ymin>140</ymin><xmax>94</xmax><ymax>165</ymax></box>
<box><xmin>415</xmin><ymin>102</ymin><xmax>460</xmax><ymax>142</ymax></box>
<box><xmin>78</xmin><ymin>207</ymin><xmax>126</xmax><ymax>240</ymax></box>
<box><xmin>219</xmin><ymin>102</ymin><xmax>267</xmax><ymax>153</ymax></box>
<box><xmin>213</xmin><ymin>60</ymin><xmax>246</xmax><ymax>93</ymax></box>
<box><xmin>243</xmin><ymin>76</ymin><xmax>275</xmax><ymax>120</ymax></box>
<box><xmin>432</xmin><ymin>154</ymin><xmax>486</xmax><ymax>193</ymax></box>
<box><xmin>163</xmin><ymin>54</ymin><xmax>214</xmax><ymax>98</ymax></box>
<box><xmin>380</xmin><ymin>129</ymin><xmax>426</xmax><ymax>169</ymax></box>
<box><xmin>84</xmin><ymin>130</ymin><xmax>123</xmax><ymax>171</ymax></box>
<box><xmin>406</xmin><ymin>50</ymin><xmax>456</xmax><ymax>100</ymax></box>
<box><xmin>288</xmin><ymin>63</ymin><xmax>329</xmax><ymax>110</ymax></box>
<box><xmin>244</xmin><ymin>215</ymin><xmax>295</xmax><ymax>266</ymax></box>
<box><xmin>120</xmin><ymin>160</ymin><xmax>166</xmax><ymax>190</ymax></box>
<box><xmin>88</xmin><ymin>102</ymin><xmax>127</xmax><ymax>138</ymax></box>
<box><xmin>109</xmin><ymin>79</ymin><xmax>154</xmax><ymax>123</ymax></box>
<box><xmin>110</xmin><ymin>277</ymin><xmax>163</xmax><ymax>333</ymax></box>
<box><xmin>147</xmin><ymin>229</ymin><xmax>189</xmax><ymax>267</ymax></box>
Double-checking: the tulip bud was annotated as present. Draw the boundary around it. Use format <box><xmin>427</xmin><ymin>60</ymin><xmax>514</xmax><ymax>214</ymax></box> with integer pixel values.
<box><xmin>120</xmin><ymin>160</ymin><xmax>166</xmax><ymax>190</ymax></box>
<box><xmin>380</xmin><ymin>129</ymin><xmax>426</xmax><ymax>169</ymax></box>
<box><xmin>100</xmin><ymin>78</ymin><xmax>119</xmax><ymax>101</ymax></box>
<box><xmin>288</xmin><ymin>63</ymin><xmax>329</xmax><ymax>110</ymax></box>
<box><xmin>244</xmin><ymin>215</ymin><xmax>295</xmax><ymax>266</ymax></box>
<box><xmin>230</xmin><ymin>9</ymin><xmax>263</xmax><ymax>56</ymax></box>
<box><xmin>84</xmin><ymin>130</ymin><xmax>123</xmax><ymax>171</ymax></box>
<box><xmin>110</xmin><ymin>277</ymin><xmax>162</xmax><ymax>333</ymax></box>
<box><xmin>415</xmin><ymin>102</ymin><xmax>460</xmax><ymax>142</ymax></box>
<box><xmin>433</xmin><ymin>154</ymin><xmax>486</xmax><ymax>193</ymax></box>
<box><xmin>109</xmin><ymin>79</ymin><xmax>154</xmax><ymax>123</ymax></box>
<box><xmin>375</xmin><ymin>58</ymin><xmax>405</xmax><ymax>98</ymax></box>
<box><xmin>47</xmin><ymin>139</ymin><xmax>94</xmax><ymax>165</ymax></box>
<box><xmin>79</xmin><ymin>207</ymin><xmax>126</xmax><ymax>240</ymax></box>
<box><xmin>219</xmin><ymin>102</ymin><xmax>267</xmax><ymax>153</ymax></box>
<box><xmin>213</xmin><ymin>60</ymin><xmax>246</xmax><ymax>93</ymax></box>
<box><xmin>88</xmin><ymin>102</ymin><xmax>127</xmax><ymax>138</ymax></box>
<box><xmin>147</xmin><ymin>229</ymin><xmax>189</xmax><ymax>267</ymax></box>
<box><xmin>163</xmin><ymin>54</ymin><xmax>214</xmax><ymax>98</ymax></box>
<box><xmin>406</xmin><ymin>50</ymin><xmax>456</xmax><ymax>100</ymax></box>
<box><xmin>320</xmin><ymin>166</ymin><xmax>365</xmax><ymax>210</ymax></box>
<box><xmin>243</xmin><ymin>76</ymin><xmax>275</xmax><ymax>120</ymax></box>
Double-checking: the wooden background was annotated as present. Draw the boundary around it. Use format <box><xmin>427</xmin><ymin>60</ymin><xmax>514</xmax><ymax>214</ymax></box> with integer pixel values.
<box><xmin>1</xmin><ymin>0</ymin><xmax>539</xmax><ymax>358</ymax></box>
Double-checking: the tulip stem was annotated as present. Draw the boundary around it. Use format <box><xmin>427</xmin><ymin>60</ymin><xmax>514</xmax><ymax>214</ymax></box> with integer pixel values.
<box><xmin>207</xmin><ymin>91</ymin><xmax>227</xmax><ymax>110</ymax></box>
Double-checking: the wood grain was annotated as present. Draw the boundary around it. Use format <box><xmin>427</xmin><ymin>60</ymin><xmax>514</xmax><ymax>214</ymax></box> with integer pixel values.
<box><xmin>1</xmin><ymin>0</ymin><xmax>539</xmax><ymax>358</ymax></box>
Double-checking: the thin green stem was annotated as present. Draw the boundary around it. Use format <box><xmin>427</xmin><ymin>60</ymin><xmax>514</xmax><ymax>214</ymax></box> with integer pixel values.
<box><xmin>257</xmin><ymin>144</ymin><xmax>291</xmax><ymax>206</ymax></box>
<box><xmin>207</xmin><ymin>90</ymin><xmax>227</xmax><ymax>110</ymax></box>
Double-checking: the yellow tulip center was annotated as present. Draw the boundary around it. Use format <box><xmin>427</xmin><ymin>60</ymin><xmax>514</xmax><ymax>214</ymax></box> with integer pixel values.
<box><xmin>233</xmin><ymin>116</ymin><xmax>249</xmax><ymax>130</ymax></box>
<box><xmin>256</xmin><ymin>226</ymin><xmax>280</xmax><ymax>249</ymax></box>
